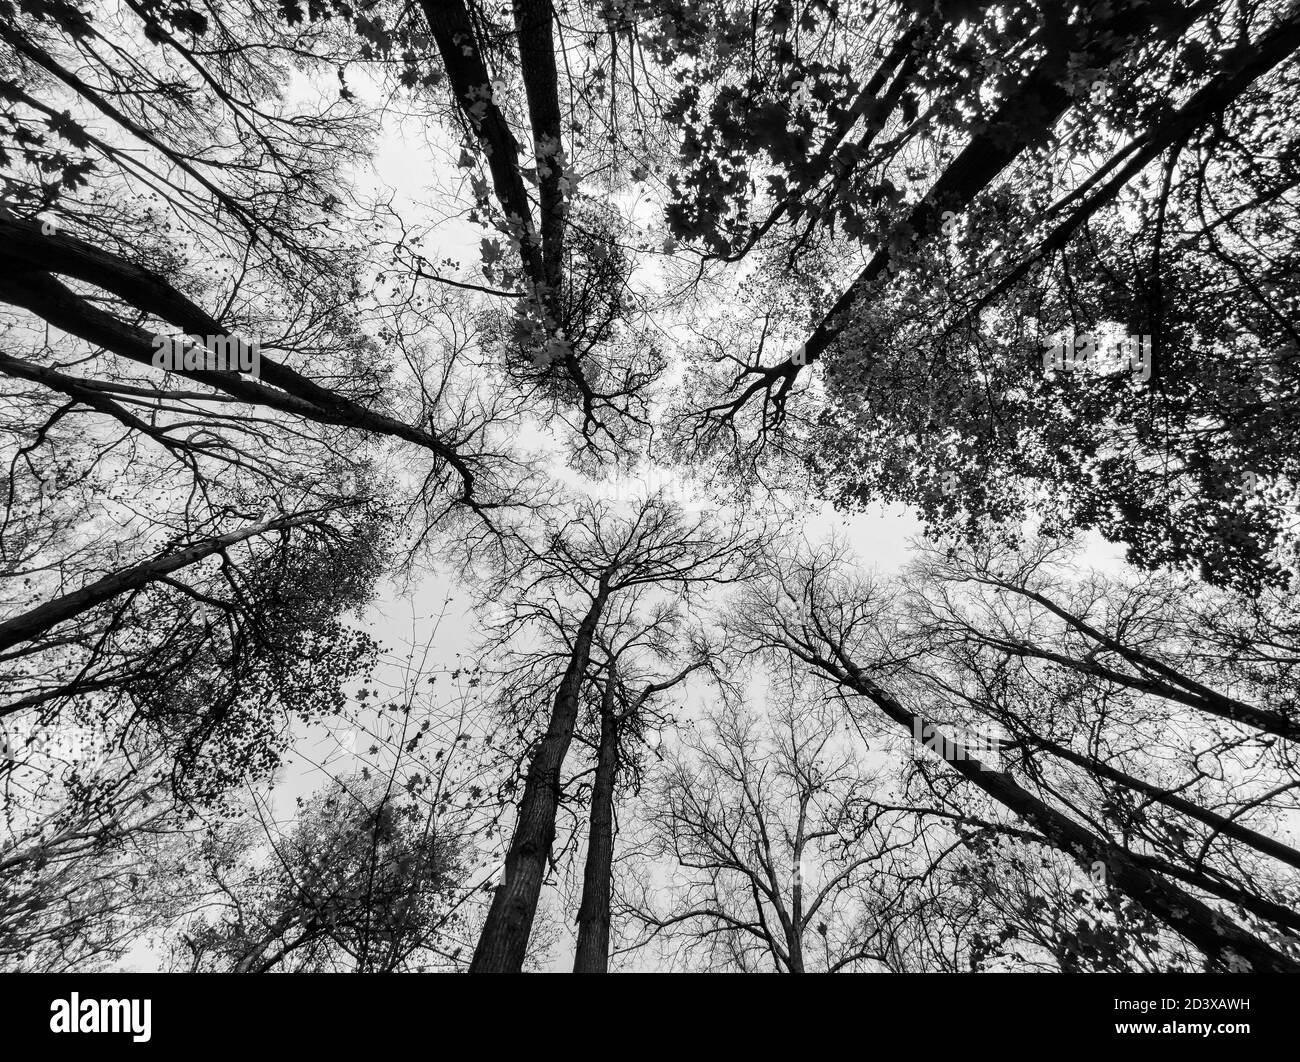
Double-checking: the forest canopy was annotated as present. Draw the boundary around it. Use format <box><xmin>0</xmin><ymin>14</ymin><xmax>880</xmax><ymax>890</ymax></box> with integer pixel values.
<box><xmin>1</xmin><ymin>0</ymin><xmax>1299</xmax><ymax>973</ymax></box>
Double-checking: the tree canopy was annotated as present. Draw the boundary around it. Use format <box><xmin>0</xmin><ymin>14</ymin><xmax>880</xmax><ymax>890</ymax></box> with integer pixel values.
<box><xmin>2</xmin><ymin>0</ymin><xmax>1299</xmax><ymax>974</ymax></box>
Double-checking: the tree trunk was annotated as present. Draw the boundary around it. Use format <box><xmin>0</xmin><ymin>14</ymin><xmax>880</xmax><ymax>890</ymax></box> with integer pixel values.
<box><xmin>827</xmin><ymin>657</ymin><xmax>1300</xmax><ymax>972</ymax></box>
<box><xmin>786</xmin><ymin>793</ymin><xmax>810</xmax><ymax>973</ymax></box>
<box><xmin>418</xmin><ymin>0</ymin><xmax>543</xmax><ymax>287</ymax></box>
<box><xmin>0</xmin><ymin>258</ymin><xmax>478</xmax><ymax>493</ymax></box>
<box><xmin>470</xmin><ymin>586</ymin><xmax>608</xmax><ymax>972</ymax></box>
<box><xmin>0</xmin><ymin>514</ymin><xmax>310</xmax><ymax>657</ymax></box>
<box><xmin>776</xmin><ymin>1</ymin><xmax>1204</xmax><ymax>375</ymax></box>
<box><xmin>509</xmin><ymin>0</ymin><xmax>565</xmax><ymax>295</ymax></box>
<box><xmin>573</xmin><ymin>666</ymin><xmax>620</xmax><ymax>972</ymax></box>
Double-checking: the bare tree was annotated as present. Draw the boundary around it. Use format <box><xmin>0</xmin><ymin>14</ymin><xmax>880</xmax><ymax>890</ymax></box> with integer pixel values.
<box><xmin>467</xmin><ymin>494</ymin><xmax>764</xmax><ymax>971</ymax></box>
<box><xmin>724</xmin><ymin>539</ymin><xmax>1300</xmax><ymax>972</ymax></box>
<box><xmin>571</xmin><ymin>613</ymin><xmax>714</xmax><ymax>971</ymax></box>
<box><xmin>624</xmin><ymin>696</ymin><xmax>904</xmax><ymax>972</ymax></box>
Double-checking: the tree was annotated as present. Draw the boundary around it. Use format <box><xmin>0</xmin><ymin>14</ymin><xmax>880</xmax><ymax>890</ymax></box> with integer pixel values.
<box><xmin>572</xmin><ymin>613</ymin><xmax>714</xmax><ymax>971</ymax></box>
<box><xmin>625</xmin><ymin>697</ymin><xmax>900</xmax><ymax>972</ymax></box>
<box><xmin>650</xmin><ymin>0</ymin><xmax>1300</xmax><ymax>591</ymax></box>
<box><xmin>466</xmin><ymin>493</ymin><xmax>763</xmax><ymax>970</ymax></box>
<box><xmin>173</xmin><ymin>777</ymin><xmax>466</xmax><ymax>973</ymax></box>
<box><xmin>0</xmin><ymin>744</ymin><xmax>190</xmax><ymax>971</ymax></box>
<box><xmin>723</xmin><ymin>537</ymin><xmax>1300</xmax><ymax>971</ymax></box>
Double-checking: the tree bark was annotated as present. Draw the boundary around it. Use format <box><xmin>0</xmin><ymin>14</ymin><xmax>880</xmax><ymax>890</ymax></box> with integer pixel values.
<box><xmin>418</xmin><ymin>0</ymin><xmax>544</xmax><ymax>288</ymax></box>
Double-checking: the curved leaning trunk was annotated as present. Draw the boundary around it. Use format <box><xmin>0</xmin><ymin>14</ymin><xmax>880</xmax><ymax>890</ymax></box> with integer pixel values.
<box><xmin>0</xmin><ymin>513</ymin><xmax>313</xmax><ymax>659</ymax></box>
<box><xmin>469</xmin><ymin>588</ymin><xmax>608</xmax><ymax>972</ymax></box>
<box><xmin>0</xmin><ymin>225</ymin><xmax>480</xmax><ymax>498</ymax></box>
<box><xmin>823</xmin><ymin>656</ymin><xmax>1300</xmax><ymax>973</ymax></box>
<box><xmin>573</xmin><ymin>670</ymin><xmax>619</xmax><ymax>973</ymax></box>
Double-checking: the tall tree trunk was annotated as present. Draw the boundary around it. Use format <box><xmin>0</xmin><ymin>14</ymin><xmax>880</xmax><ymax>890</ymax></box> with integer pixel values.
<box><xmin>509</xmin><ymin>0</ymin><xmax>566</xmax><ymax>297</ymax></box>
<box><xmin>573</xmin><ymin>666</ymin><xmax>620</xmax><ymax>972</ymax></box>
<box><xmin>418</xmin><ymin>0</ymin><xmax>543</xmax><ymax>287</ymax></box>
<box><xmin>785</xmin><ymin>792</ymin><xmax>811</xmax><ymax>973</ymax></box>
<box><xmin>470</xmin><ymin>585</ymin><xmax>608</xmax><ymax>972</ymax></box>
